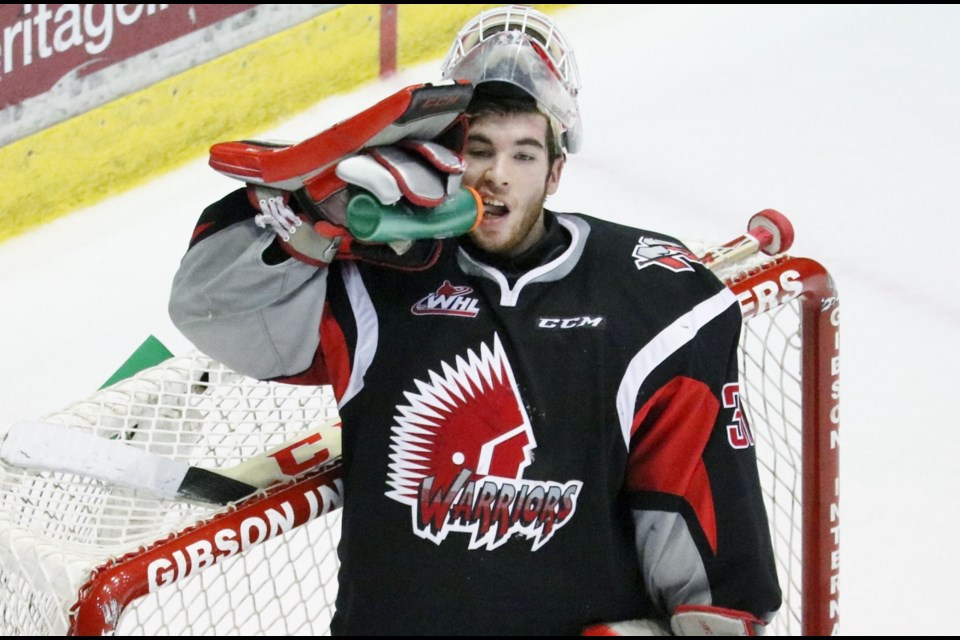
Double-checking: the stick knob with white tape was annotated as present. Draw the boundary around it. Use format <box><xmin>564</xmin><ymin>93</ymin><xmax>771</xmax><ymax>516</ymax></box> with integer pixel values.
<box><xmin>699</xmin><ymin>209</ymin><xmax>794</xmax><ymax>271</ymax></box>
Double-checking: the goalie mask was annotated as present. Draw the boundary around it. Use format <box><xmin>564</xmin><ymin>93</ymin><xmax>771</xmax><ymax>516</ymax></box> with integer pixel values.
<box><xmin>440</xmin><ymin>5</ymin><xmax>583</xmax><ymax>154</ymax></box>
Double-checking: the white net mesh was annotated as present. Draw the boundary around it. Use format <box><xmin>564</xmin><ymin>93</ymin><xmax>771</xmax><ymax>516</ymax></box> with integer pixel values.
<box><xmin>113</xmin><ymin>511</ymin><xmax>342</xmax><ymax>635</ymax></box>
<box><xmin>740</xmin><ymin>297</ymin><xmax>805</xmax><ymax>635</ymax></box>
<box><xmin>0</xmin><ymin>354</ymin><xmax>340</xmax><ymax>635</ymax></box>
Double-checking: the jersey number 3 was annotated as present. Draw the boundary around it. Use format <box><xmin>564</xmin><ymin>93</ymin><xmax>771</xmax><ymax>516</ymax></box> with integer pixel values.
<box><xmin>722</xmin><ymin>383</ymin><xmax>755</xmax><ymax>449</ymax></box>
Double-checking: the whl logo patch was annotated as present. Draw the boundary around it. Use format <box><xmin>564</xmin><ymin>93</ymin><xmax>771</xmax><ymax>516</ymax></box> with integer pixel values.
<box><xmin>632</xmin><ymin>236</ymin><xmax>701</xmax><ymax>273</ymax></box>
<box><xmin>411</xmin><ymin>280</ymin><xmax>481</xmax><ymax>317</ymax></box>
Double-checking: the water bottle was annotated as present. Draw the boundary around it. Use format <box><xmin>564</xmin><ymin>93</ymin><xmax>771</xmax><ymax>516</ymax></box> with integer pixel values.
<box><xmin>345</xmin><ymin>186</ymin><xmax>483</xmax><ymax>242</ymax></box>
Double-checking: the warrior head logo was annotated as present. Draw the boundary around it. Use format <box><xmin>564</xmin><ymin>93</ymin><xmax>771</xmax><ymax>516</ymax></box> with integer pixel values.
<box><xmin>386</xmin><ymin>333</ymin><xmax>535</xmax><ymax>503</ymax></box>
<box><xmin>385</xmin><ymin>334</ymin><xmax>583</xmax><ymax>550</ymax></box>
<box><xmin>632</xmin><ymin>236</ymin><xmax>701</xmax><ymax>272</ymax></box>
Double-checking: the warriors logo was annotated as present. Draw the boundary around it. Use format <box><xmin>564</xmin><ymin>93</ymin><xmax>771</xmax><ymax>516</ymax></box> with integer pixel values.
<box><xmin>385</xmin><ymin>334</ymin><xmax>582</xmax><ymax>551</ymax></box>
<box><xmin>631</xmin><ymin>236</ymin><xmax>701</xmax><ymax>273</ymax></box>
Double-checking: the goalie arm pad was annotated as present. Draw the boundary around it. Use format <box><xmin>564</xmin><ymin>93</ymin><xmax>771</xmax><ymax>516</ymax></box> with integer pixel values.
<box><xmin>582</xmin><ymin>606</ymin><xmax>766</xmax><ymax>637</ymax></box>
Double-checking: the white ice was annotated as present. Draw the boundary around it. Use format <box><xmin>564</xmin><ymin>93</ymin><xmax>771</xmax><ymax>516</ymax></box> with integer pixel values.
<box><xmin>1</xmin><ymin>4</ymin><xmax>957</xmax><ymax>635</ymax></box>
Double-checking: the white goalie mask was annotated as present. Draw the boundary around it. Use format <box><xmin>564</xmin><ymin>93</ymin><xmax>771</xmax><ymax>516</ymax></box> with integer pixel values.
<box><xmin>440</xmin><ymin>5</ymin><xmax>583</xmax><ymax>154</ymax></box>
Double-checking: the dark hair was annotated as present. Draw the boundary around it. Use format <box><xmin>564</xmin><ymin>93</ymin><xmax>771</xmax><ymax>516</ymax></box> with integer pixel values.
<box><xmin>465</xmin><ymin>83</ymin><xmax>562</xmax><ymax>165</ymax></box>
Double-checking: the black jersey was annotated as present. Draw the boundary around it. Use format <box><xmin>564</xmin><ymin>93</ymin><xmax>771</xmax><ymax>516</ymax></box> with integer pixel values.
<box><xmin>170</xmin><ymin>194</ymin><xmax>782</xmax><ymax>635</ymax></box>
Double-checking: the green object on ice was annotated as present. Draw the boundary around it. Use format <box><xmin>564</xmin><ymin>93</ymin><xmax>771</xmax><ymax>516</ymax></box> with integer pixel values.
<box><xmin>100</xmin><ymin>335</ymin><xmax>174</xmax><ymax>389</ymax></box>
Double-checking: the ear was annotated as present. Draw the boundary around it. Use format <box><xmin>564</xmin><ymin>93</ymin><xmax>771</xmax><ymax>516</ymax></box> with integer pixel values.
<box><xmin>546</xmin><ymin>154</ymin><xmax>565</xmax><ymax>195</ymax></box>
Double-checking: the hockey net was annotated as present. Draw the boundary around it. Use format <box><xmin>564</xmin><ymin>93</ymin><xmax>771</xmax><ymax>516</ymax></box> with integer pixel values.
<box><xmin>0</xmin><ymin>253</ymin><xmax>839</xmax><ymax>636</ymax></box>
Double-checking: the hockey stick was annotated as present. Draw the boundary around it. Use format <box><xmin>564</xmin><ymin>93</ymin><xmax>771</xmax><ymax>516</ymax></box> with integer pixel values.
<box><xmin>0</xmin><ymin>418</ymin><xmax>342</xmax><ymax>505</ymax></box>
<box><xmin>698</xmin><ymin>209</ymin><xmax>794</xmax><ymax>271</ymax></box>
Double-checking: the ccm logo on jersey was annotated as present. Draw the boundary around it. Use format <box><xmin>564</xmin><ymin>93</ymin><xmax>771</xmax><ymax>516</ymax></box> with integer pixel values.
<box><xmin>412</xmin><ymin>280</ymin><xmax>481</xmax><ymax>317</ymax></box>
<box><xmin>631</xmin><ymin>236</ymin><xmax>700</xmax><ymax>273</ymax></box>
<box><xmin>538</xmin><ymin>316</ymin><xmax>605</xmax><ymax>329</ymax></box>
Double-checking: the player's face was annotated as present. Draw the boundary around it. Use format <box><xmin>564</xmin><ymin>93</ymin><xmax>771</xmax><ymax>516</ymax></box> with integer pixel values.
<box><xmin>462</xmin><ymin>112</ymin><xmax>563</xmax><ymax>256</ymax></box>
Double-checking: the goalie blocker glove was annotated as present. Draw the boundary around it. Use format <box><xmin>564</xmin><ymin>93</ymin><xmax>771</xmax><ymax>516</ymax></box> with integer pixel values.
<box><xmin>210</xmin><ymin>82</ymin><xmax>482</xmax><ymax>271</ymax></box>
<box><xmin>249</xmin><ymin>141</ymin><xmax>482</xmax><ymax>269</ymax></box>
<box><xmin>582</xmin><ymin>606</ymin><xmax>768</xmax><ymax>636</ymax></box>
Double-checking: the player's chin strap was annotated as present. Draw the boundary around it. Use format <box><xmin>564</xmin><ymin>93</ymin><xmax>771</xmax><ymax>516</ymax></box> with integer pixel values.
<box><xmin>582</xmin><ymin>605</ymin><xmax>766</xmax><ymax>636</ymax></box>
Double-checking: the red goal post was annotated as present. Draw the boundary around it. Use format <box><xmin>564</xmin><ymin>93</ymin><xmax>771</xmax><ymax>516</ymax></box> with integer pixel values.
<box><xmin>725</xmin><ymin>254</ymin><xmax>840</xmax><ymax>635</ymax></box>
<box><xmin>0</xmin><ymin>252</ymin><xmax>839</xmax><ymax>636</ymax></box>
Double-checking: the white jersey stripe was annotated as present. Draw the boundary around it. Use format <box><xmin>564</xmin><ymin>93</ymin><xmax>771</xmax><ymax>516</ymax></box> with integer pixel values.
<box><xmin>340</xmin><ymin>262</ymin><xmax>379</xmax><ymax>408</ymax></box>
<box><xmin>616</xmin><ymin>287</ymin><xmax>737</xmax><ymax>448</ymax></box>
<box><xmin>457</xmin><ymin>215</ymin><xmax>586</xmax><ymax>307</ymax></box>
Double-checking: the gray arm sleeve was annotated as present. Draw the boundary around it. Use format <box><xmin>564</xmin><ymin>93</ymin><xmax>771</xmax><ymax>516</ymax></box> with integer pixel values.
<box><xmin>633</xmin><ymin>510</ymin><xmax>712</xmax><ymax>616</ymax></box>
<box><xmin>168</xmin><ymin>219</ymin><xmax>329</xmax><ymax>380</ymax></box>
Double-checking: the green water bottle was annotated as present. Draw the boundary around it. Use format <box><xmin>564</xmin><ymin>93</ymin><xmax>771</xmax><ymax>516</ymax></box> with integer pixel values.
<box><xmin>345</xmin><ymin>186</ymin><xmax>483</xmax><ymax>243</ymax></box>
